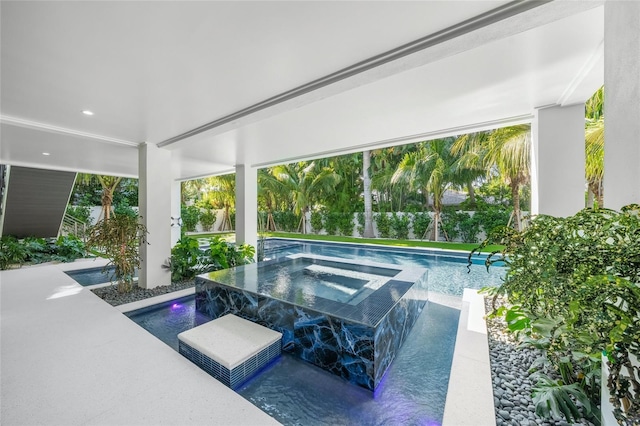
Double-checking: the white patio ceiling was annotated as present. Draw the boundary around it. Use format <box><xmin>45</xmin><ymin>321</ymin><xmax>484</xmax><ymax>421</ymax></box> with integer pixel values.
<box><xmin>1</xmin><ymin>1</ymin><xmax>604</xmax><ymax>181</ymax></box>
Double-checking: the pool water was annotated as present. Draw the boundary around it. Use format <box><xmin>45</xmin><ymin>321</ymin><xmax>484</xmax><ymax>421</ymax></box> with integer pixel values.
<box><xmin>126</xmin><ymin>294</ymin><xmax>458</xmax><ymax>425</ymax></box>
<box><xmin>264</xmin><ymin>239</ymin><xmax>504</xmax><ymax>295</ymax></box>
<box><xmin>65</xmin><ymin>266</ymin><xmax>136</xmax><ymax>286</ymax></box>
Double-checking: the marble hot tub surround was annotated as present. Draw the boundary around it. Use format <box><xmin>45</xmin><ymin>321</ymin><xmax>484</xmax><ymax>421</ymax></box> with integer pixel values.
<box><xmin>195</xmin><ymin>254</ymin><xmax>428</xmax><ymax>391</ymax></box>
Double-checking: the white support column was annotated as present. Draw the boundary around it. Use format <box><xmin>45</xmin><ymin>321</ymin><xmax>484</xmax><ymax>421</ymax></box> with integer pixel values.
<box><xmin>171</xmin><ymin>181</ymin><xmax>181</xmax><ymax>247</ymax></box>
<box><xmin>138</xmin><ymin>143</ymin><xmax>172</xmax><ymax>289</ymax></box>
<box><xmin>531</xmin><ymin>104</ymin><xmax>586</xmax><ymax>217</ymax></box>
<box><xmin>235</xmin><ymin>165</ymin><xmax>257</xmax><ymax>258</ymax></box>
<box><xmin>603</xmin><ymin>0</ymin><xmax>640</xmax><ymax>210</ymax></box>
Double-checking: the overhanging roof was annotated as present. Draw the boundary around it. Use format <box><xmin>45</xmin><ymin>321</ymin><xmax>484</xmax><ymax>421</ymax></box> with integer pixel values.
<box><xmin>0</xmin><ymin>1</ymin><xmax>604</xmax><ymax>180</ymax></box>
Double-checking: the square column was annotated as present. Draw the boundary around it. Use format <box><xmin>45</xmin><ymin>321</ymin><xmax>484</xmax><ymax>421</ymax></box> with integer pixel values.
<box><xmin>531</xmin><ymin>104</ymin><xmax>585</xmax><ymax>217</ymax></box>
<box><xmin>604</xmin><ymin>0</ymin><xmax>640</xmax><ymax>210</ymax></box>
<box><xmin>171</xmin><ymin>181</ymin><xmax>181</xmax><ymax>247</ymax></box>
<box><xmin>235</xmin><ymin>165</ymin><xmax>257</xmax><ymax>258</ymax></box>
<box><xmin>138</xmin><ymin>143</ymin><xmax>172</xmax><ymax>289</ymax></box>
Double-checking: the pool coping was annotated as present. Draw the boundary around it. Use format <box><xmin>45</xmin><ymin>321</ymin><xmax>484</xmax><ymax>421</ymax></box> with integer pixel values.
<box><xmin>116</xmin><ymin>287</ymin><xmax>196</xmax><ymax>313</ymax></box>
<box><xmin>442</xmin><ymin>288</ymin><xmax>496</xmax><ymax>426</ymax></box>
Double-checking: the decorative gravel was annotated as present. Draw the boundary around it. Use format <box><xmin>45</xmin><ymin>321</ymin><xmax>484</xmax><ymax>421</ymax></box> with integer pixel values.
<box><xmin>486</xmin><ymin>297</ymin><xmax>595</xmax><ymax>426</ymax></box>
<box><xmin>91</xmin><ymin>280</ymin><xmax>195</xmax><ymax>306</ymax></box>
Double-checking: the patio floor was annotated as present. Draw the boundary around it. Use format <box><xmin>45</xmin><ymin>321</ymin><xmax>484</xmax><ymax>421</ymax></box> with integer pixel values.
<box><xmin>0</xmin><ymin>259</ymin><xmax>279</xmax><ymax>425</ymax></box>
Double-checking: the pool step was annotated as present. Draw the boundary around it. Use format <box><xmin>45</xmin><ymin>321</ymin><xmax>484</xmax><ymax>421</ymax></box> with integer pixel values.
<box><xmin>178</xmin><ymin>314</ymin><xmax>282</xmax><ymax>389</ymax></box>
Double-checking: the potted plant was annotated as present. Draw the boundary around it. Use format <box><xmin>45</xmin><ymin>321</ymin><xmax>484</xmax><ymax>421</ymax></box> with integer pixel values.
<box><xmin>86</xmin><ymin>214</ymin><xmax>148</xmax><ymax>293</ymax></box>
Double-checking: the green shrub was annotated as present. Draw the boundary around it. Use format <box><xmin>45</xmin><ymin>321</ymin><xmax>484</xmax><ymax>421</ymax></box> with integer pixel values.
<box><xmin>113</xmin><ymin>203</ymin><xmax>137</xmax><ymax>219</ymax></box>
<box><xmin>412</xmin><ymin>212</ymin><xmax>431</xmax><ymax>240</ymax></box>
<box><xmin>441</xmin><ymin>209</ymin><xmax>461</xmax><ymax>241</ymax></box>
<box><xmin>356</xmin><ymin>212</ymin><xmax>365</xmax><ymax>237</ymax></box>
<box><xmin>170</xmin><ymin>236</ymin><xmax>255</xmax><ymax>282</ymax></box>
<box><xmin>475</xmin><ymin>205</ymin><xmax>640</xmax><ymax>425</ymax></box>
<box><xmin>0</xmin><ymin>236</ymin><xmax>27</xmax><ymax>270</ymax></box>
<box><xmin>23</xmin><ymin>237</ymin><xmax>54</xmax><ymax>264</ymax></box>
<box><xmin>337</xmin><ymin>213</ymin><xmax>354</xmax><ymax>237</ymax></box>
<box><xmin>53</xmin><ymin>235</ymin><xmax>86</xmax><ymax>262</ymax></box>
<box><xmin>390</xmin><ymin>212</ymin><xmax>410</xmax><ymax>240</ymax></box>
<box><xmin>322</xmin><ymin>211</ymin><xmax>339</xmax><ymax>236</ymax></box>
<box><xmin>66</xmin><ymin>205</ymin><xmax>91</xmax><ymax>223</ymax></box>
<box><xmin>200</xmin><ymin>209</ymin><xmax>216</xmax><ymax>232</ymax></box>
<box><xmin>273</xmin><ymin>211</ymin><xmax>299</xmax><ymax>232</ymax></box>
<box><xmin>169</xmin><ymin>236</ymin><xmax>201</xmax><ymax>281</ymax></box>
<box><xmin>181</xmin><ymin>206</ymin><xmax>200</xmax><ymax>232</ymax></box>
<box><xmin>310</xmin><ymin>211</ymin><xmax>323</xmax><ymax>234</ymax></box>
<box><xmin>474</xmin><ymin>204</ymin><xmax>511</xmax><ymax>235</ymax></box>
<box><xmin>374</xmin><ymin>213</ymin><xmax>391</xmax><ymax>238</ymax></box>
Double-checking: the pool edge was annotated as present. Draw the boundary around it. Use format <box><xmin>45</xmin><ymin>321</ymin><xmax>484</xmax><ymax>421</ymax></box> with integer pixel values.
<box><xmin>442</xmin><ymin>288</ymin><xmax>496</xmax><ymax>426</ymax></box>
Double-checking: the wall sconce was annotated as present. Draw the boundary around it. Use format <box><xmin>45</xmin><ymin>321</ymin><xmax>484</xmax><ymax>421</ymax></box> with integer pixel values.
<box><xmin>171</xmin><ymin>216</ymin><xmax>182</xmax><ymax>227</ymax></box>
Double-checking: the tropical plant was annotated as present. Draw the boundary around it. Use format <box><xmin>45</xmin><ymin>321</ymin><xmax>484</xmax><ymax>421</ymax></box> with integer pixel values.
<box><xmin>65</xmin><ymin>205</ymin><xmax>91</xmax><ymax>223</ymax></box>
<box><xmin>181</xmin><ymin>206</ymin><xmax>200</xmax><ymax>232</ymax></box>
<box><xmin>451</xmin><ymin>126</ymin><xmax>531</xmax><ymax>231</ymax></box>
<box><xmin>390</xmin><ymin>212</ymin><xmax>410</xmax><ymax>240</ymax></box>
<box><xmin>169</xmin><ymin>236</ymin><xmax>203</xmax><ymax>281</ymax></box>
<box><xmin>310</xmin><ymin>210</ymin><xmax>324</xmax><ymax>234</ymax></box>
<box><xmin>203</xmin><ymin>174</ymin><xmax>235</xmax><ymax>231</ymax></box>
<box><xmin>53</xmin><ymin>235</ymin><xmax>86</xmax><ymax>262</ymax></box>
<box><xmin>392</xmin><ymin>138</ymin><xmax>458</xmax><ymax>241</ymax></box>
<box><xmin>362</xmin><ymin>150</ymin><xmax>375</xmax><ymax>238</ymax></box>
<box><xmin>258</xmin><ymin>168</ymin><xmax>282</xmax><ymax>232</ymax></box>
<box><xmin>76</xmin><ymin>174</ymin><xmax>124</xmax><ymax>221</ymax></box>
<box><xmin>169</xmin><ymin>236</ymin><xmax>255</xmax><ymax>281</ymax></box>
<box><xmin>22</xmin><ymin>237</ymin><xmax>54</xmax><ymax>264</ymax></box>
<box><xmin>0</xmin><ymin>235</ymin><xmax>27</xmax><ymax>270</ymax></box>
<box><xmin>271</xmin><ymin>161</ymin><xmax>340</xmax><ymax>234</ymax></box>
<box><xmin>411</xmin><ymin>212</ymin><xmax>431</xmax><ymax>240</ymax></box>
<box><xmin>199</xmin><ymin>209</ymin><xmax>216</xmax><ymax>232</ymax></box>
<box><xmin>113</xmin><ymin>201</ymin><xmax>137</xmax><ymax>219</ymax></box>
<box><xmin>86</xmin><ymin>215</ymin><xmax>148</xmax><ymax>293</ymax></box>
<box><xmin>473</xmin><ymin>205</ymin><xmax>640</xmax><ymax>425</ymax></box>
<box><xmin>337</xmin><ymin>213</ymin><xmax>354</xmax><ymax>237</ymax></box>
<box><xmin>374</xmin><ymin>213</ymin><xmax>391</xmax><ymax>238</ymax></box>
<box><xmin>585</xmin><ymin>86</ymin><xmax>604</xmax><ymax>208</ymax></box>
<box><xmin>272</xmin><ymin>211</ymin><xmax>299</xmax><ymax>232</ymax></box>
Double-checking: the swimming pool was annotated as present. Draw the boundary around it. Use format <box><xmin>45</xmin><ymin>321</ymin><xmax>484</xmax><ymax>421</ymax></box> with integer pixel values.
<box><xmin>126</xmin><ymin>240</ymin><xmax>503</xmax><ymax>425</ymax></box>
<box><xmin>65</xmin><ymin>266</ymin><xmax>139</xmax><ymax>286</ymax></box>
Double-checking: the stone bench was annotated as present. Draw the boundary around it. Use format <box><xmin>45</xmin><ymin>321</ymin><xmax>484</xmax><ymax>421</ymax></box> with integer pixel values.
<box><xmin>178</xmin><ymin>314</ymin><xmax>282</xmax><ymax>389</ymax></box>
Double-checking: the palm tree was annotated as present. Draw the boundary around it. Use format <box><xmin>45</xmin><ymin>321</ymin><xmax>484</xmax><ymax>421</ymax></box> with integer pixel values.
<box><xmin>203</xmin><ymin>174</ymin><xmax>235</xmax><ymax>231</ymax></box>
<box><xmin>362</xmin><ymin>150</ymin><xmax>375</xmax><ymax>238</ymax></box>
<box><xmin>76</xmin><ymin>174</ymin><xmax>123</xmax><ymax>221</ymax></box>
<box><xmin>585</xmin><ymin>86</ymin><xmax>604</xmax><ymax>207</ymax></box>
<box><xmin>257</xmin><ymin>168</ymin><xmax>282</xmax><ymax>231</ymax></box>
<box><xmin>484</xmin><ymin>125</ymin><xmax>531</xmax><ymax>231</ymax></box>
<box><xmin>450</xmin><ymin>132</ymin><xmax>491</xmax><ymax>207</ymax></box>
<box><xmin>371</xmin><ymin>146</ymin><xmax>412</xmax><ymax>211</ymax></box>
<box><xmin>392</xmin><ymin>138</ymin><xmax>457</xmax><ymax>241</ymax></box>
<box><xmin>271</xmin><ymin>161</ymin><xmax>340</xmax><ymax>234</ymax></box>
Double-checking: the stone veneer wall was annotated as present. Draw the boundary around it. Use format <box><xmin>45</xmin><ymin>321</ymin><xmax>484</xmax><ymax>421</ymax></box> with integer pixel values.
<box><xmin>195</xmin><ymin>272</ymin><xmax>427</xmax><ymax>391</ymax></box>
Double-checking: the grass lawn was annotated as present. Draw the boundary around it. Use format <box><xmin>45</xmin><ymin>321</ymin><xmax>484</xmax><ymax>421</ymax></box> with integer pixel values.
<box><xmin>188</xmin><ymin>231</ymin><xmax>503</xmax><ymax>253</ymax></box>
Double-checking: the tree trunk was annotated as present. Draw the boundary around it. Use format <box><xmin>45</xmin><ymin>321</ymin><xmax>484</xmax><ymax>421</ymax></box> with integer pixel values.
<box><xmin>298</xmin><ymin>207</ymin><xmax>308</xmax><ymax>234</ymax></box>
<box><xmin>511</xmin><ymin>183</ymin><xmax>522</xmax><ymax>231</ymax></box>
<box><xmin>467</xmin><ymin>180</ymin><xmax>476</xmax><ymax>207</ymax></box>
<box><xmin>362</xmin><ymin>150</ymin><xmax>375</xmax><ymax>238</ymax></box>
<box><xmin>432</xmin><ymin>210</ymin><xmax>440</xmax><ymax>242</ymax></box>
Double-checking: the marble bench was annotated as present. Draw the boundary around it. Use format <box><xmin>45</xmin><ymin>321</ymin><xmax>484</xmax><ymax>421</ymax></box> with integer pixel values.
<box><xmin>178</xmin><ymin>314</ymin><xmax>282</xmax><ymax>389</ymax></box>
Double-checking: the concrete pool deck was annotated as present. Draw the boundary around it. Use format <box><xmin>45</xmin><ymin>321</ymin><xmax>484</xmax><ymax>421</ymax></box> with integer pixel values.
<box><xmin>0</xmin><ymin>261</ymin><xmax>279</xmax><ymax>425</ymax></box>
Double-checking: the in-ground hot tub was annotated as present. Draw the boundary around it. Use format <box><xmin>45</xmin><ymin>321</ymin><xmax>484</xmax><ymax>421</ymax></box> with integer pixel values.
<box><xmin>195</xmin><ymin>253</ymin><xmax>428</xmax><ymax>391</ymax></box>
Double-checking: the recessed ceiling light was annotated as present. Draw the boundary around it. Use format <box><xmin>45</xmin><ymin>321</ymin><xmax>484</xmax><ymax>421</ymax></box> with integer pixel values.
<box><xmin>42</xmin><ymin>152</ymin><xmax>50</xmax><ymax>156</ymax></box>
<box><xmin>82</xmin><ymin>110</ymin><xmax>94</xmax><ymax>116</ymax></box>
